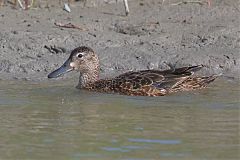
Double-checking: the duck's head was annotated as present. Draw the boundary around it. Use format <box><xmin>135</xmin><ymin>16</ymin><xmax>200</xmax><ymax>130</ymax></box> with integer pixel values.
<box><xmin>48</xmin><ymin>46</ymin><xmax>99</xmax><ymax>79</ymax></box>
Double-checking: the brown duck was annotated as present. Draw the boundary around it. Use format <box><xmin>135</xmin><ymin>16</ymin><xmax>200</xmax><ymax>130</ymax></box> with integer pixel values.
<box><xmin>48</xmin><ymin>46</ymin><xmax>218</xmax><ymax>96</ymax></box>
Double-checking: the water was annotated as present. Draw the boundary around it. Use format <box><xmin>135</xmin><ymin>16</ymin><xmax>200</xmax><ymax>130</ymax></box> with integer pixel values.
<box><xmin>0</xmin><ymin>79</ymin><xmax>239</xmax><ymax>160</ymax></box>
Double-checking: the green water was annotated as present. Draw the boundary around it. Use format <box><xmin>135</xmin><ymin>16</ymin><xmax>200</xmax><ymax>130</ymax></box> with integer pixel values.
<box><xmin>0</xmin><ymin>79</ymin><xmax>239</xmax><ymax>160</ymax></box>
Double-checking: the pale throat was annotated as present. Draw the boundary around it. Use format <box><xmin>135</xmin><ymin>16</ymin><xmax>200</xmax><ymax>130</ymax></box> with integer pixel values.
<box><xmin>77</xmin><ymin>69</ymin><xmax>99</xmax><ymax>88</ymax></box>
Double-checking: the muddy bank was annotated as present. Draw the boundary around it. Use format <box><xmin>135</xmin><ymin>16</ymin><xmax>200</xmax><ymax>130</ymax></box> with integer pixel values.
<box><xmin>0</xmin><ymin>0</ymin><xmax>239</xmax><ymax>81</ymax></box>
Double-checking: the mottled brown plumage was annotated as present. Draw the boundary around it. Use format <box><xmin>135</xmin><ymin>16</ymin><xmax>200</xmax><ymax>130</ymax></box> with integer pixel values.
<box><xmin>48</xmin><ymin>46</ymin><xmax>218</xmax><ymax>96</ymax></box>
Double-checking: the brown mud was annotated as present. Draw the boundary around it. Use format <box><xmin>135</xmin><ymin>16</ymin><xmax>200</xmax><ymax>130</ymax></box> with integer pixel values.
<box><xmin>0</xmin><ymin>0</ymin><xmax>239</xmax><ymax>81</ymax></box>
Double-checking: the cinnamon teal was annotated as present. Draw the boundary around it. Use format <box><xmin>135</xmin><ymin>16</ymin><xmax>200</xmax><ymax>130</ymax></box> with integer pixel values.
<box><xmin>48</xmin><ymin>46</ymin><xmax>218</xmax><ymax>96</ymax></box>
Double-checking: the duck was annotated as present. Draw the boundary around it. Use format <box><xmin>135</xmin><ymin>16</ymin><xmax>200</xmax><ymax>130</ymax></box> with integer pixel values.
<box><xmin>48</xmin><ymin>46</ymin><xmax>218</xmax><ymax>96</ymax></box>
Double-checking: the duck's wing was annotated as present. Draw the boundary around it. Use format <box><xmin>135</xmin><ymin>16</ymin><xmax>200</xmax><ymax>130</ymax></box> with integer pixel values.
<box><xmin>111</xmin><ymin>65</ymin><xmax>203</xmax><ymax>96</ymax></box>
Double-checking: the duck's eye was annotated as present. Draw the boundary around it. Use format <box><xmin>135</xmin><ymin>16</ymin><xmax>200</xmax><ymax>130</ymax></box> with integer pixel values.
<box><xmin>76</xmin><ymin>53</ymin><xmax>83</xmax><ymax>58</ymax></box>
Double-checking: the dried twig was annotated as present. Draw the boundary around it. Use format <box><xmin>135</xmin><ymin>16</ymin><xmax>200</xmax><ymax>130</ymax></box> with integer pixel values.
<box><xmin>116</xmin><ymin>0</ymin><xmax>129</xmax><ymax>16</ymax></box>
<box><xmin>123</xmin><ymin>0</ymin><xmax>129</xmax><ymax>16</ymax></box>
<box><xmin>171</xmin><ymin>1</ymin><xmax>204</xmax><ymax>6</ymax></box>
<box><xmin>54</xmin><ymin>22</ymin><xmax>88</xmax><ymax>31</ymax></box>
<box><xmin>17</xmin><ymin>0</ymin><xmax>24</xmax><ymax>8</ymax></box>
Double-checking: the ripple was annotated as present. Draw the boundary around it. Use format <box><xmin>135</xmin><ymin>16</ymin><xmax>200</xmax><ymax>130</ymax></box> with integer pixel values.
<box><xmin>128</xmin><ymin>138</ymin><xmax>181</xmax><ymax>145</ymax></box>
<box><xmin>101</xmin><ymin>147</ymin><xmax>130</xmax><ymax>152</ymax></box>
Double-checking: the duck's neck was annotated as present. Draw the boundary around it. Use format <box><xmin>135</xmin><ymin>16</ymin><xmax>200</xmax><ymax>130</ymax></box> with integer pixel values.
<box><xmin>77</xmin><ymin>70</ymin><xmax>99</xmax><ymax>89</ymax></box>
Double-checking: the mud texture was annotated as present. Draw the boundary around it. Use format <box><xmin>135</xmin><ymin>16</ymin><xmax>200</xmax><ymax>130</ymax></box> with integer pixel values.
<box><xmin>0</xmin><ymin>0</ymin><xmax>239</xmax><ymax>81</ymax></box>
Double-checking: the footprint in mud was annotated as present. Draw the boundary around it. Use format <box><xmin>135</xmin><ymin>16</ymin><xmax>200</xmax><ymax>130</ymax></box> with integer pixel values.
<box><xmin>112</xmin><ymin>21</ymin><xmax>158</xmax><ymax>36</ymax></box>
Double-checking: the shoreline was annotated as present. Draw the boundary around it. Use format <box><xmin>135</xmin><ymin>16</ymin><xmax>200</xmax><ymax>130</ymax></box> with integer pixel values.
<box><xmin>0</xmin><ymin>0</ymin><xmax>239</xmax><ymax>81</ymax></box>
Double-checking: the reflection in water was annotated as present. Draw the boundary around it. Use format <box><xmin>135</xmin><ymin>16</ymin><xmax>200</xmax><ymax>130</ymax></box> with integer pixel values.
<box><xmin>0</xmin><ymin>79</ymin><xmax>239</xmax><ymax>160</ymax></box>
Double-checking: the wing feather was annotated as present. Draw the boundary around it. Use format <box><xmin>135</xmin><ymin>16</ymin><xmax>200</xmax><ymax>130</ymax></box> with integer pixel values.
<box><xmin>90</xmin><ymin>65</ymin><xmax>204</xmax><ymax>96</ymax></box>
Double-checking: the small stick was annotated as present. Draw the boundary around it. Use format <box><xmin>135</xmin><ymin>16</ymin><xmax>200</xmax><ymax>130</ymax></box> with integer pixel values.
<box><xmin>123</xmin><ymin>0</ymin><xmax>129</xmax><ymax>16</ymax></box>
<box><xmin>171</xmin><ymin>1</ymin><xmax>204</xmax><ymax>6</ymax></box>
<box><xmin>17</xmin><ymin>0</ymin><xmax>24</xmax><ymax>9</ymax></box>
<box><xmin>54</xmin><ymin>22</ymin><xmax>88</xmax><ymax>31</ymax></box>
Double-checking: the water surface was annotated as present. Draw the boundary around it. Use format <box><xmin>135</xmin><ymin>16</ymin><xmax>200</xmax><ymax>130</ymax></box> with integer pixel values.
<box><xmin>0</xmin><ymin>79</ymin><xmax>239</xmax><ymax>160</ymax></box>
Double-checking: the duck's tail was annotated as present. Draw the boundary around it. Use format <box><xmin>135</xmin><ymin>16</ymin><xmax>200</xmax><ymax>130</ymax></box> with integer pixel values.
<box><xmin>197</xmin><ymin>75</ymin><xmax>219</xmax><ymax>85</ymax></box>
<box><xmin>170</xmin><ymin>74</ymin><xmax>221</xmax><ymax>92</ymax></box>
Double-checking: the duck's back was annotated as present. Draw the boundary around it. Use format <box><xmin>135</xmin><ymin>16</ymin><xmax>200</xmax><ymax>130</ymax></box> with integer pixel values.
<box><xmin>84</xmin><ymin>65</ymin><xmax>217</xmax><ymax>96</ymax></box>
